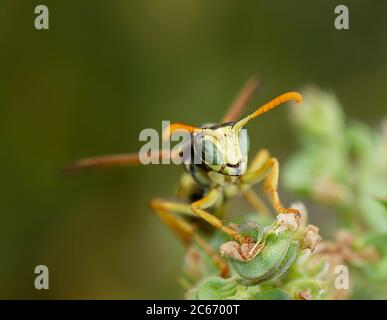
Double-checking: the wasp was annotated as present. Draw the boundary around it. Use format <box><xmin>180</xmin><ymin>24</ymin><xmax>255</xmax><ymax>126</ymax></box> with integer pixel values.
<box><xmin>66</xmin><ymin>77</ymin><xmax>302</xmax><ymax>276</ymax></box>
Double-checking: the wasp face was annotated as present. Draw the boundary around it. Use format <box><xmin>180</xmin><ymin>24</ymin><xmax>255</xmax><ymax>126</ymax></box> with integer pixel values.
<box><xmin>193</xmin><ymin>124</ymin><xmax>249</xmax><ymax>176</ymax></box>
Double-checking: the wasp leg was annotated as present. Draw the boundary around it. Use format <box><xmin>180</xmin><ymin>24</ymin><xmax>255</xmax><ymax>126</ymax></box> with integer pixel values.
<box><xmin>221</xmin><ymin>76</ymin><xmax>261</xmax><ymax>122</ymax></box>
<box><xmin>247</xmin><ymin>148</ymin><xmax>270</xmax><ymax>173</ymax></box>
<box><xmin>150</xmin><ymin>198</ymin><xmax>229</xmax><ymax>276</ymax></box>
<box><xmin>241</xmin><ymin>188</ymin><xmax>271</xmax><ymax>216</ymax></box>
<box><xmin>190</xmin><ymin>188</ymin><xmax>246</xmax><ymax>243</ymax></box>
<box><xmin>240</xmin><ymin>157</ymin><xmax>300</xmax><ymax>215</ymax></box>
<box><xmin>150</xmin><ymin>199</ymin><xmax>195</xmax><ymax>244</ymax></box>
<box><xmin>193</xmin><ymin>234</ymin><xmax>229</xmax><ymax>277</ymax></box>
<box><xmin>240</xmin><ymin>149</ymin><xmax>271</xmax><ymax>215</ymax></box>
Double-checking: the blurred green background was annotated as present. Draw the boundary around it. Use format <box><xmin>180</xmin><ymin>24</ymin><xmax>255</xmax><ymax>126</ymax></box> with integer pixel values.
<box><xmin>0</xmin><ymin>0</ymin><xmax>386</xmax><ymax>299</ymax></box>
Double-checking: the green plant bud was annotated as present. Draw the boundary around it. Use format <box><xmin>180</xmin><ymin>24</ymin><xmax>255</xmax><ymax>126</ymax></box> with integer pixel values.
<box><xmin>261</xmin><ymin>240</ymin><xmax>299</xmax><ymax>282</ymax></box>
<box><xmin>284</xmin><ymin>278</ymin><xmax>327</xmax><ymax>300</ymax></box>
<box><xmin>226</xmin><ymin>230</ymin><xmax>299</xmax><ymax>283</ymax></box>
<box><xmin>185</xmin><ymin>276</ymin><xmax>238</xmax><ymax>300</ymax></box>
<box><xmin>290</xmin><ymin>87</ymin><xmax>346</xmax><ymax>146</ymax></box>
<box><xmin>237</xmin><ymin>221</ymin><xmax>264</xmax><ymax>242</ymax></box>
<box><xmin>252</xmin><ymin>288</ymin><xmax>292</xmax><ymax>300</ymax></box>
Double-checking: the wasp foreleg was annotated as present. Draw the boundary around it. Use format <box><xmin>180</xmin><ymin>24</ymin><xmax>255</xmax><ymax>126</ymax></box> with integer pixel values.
<box><xmin>150</xmin><ymin>198</ymin><xmax>229</xmax><ymax>276</ymax></box>
<box><xmin>241</xmin><ymin>157</ymin><xmax>300</xmax><ymax>216</ymax></box>
<box><xmin>190</xmin><ymin>188</ymin><xmax>246</xmax><ymax>243</ymax></box>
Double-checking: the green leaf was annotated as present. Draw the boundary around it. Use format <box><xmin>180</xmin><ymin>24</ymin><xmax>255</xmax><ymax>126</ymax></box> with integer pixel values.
<box><xmin>375</xmin><ymin>197</ymin><xmax>387</xmax><ymax>210</ymax></box>
<box><xmin>364</xmin><ymin>232</ymin><xmax>387</xmax><ymax>255</ymax></box>
<box><xmin>188</xmin><ymin>277</ymin><xmax>238</xmax><ymax>300</ymax></box>
<box><xmin>252</xmin><ymin>288</ymin><xmax>292</xmax><ymax>300</ymax></box>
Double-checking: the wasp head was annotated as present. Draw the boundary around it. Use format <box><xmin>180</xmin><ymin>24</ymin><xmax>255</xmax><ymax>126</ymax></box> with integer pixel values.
<box><xmin>193</xmin><ymin>123</ymin><xmax>249</xmax><ymax>176</ymax></box>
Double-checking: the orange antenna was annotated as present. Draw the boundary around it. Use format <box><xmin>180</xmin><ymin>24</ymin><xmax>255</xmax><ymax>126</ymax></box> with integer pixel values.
<box><xmin>162</xmin><ymin>122</ymin><xmax>219</xmax><ymax>140</ymax></box>
<box><xmin>234</xmin><ymin>92</ymin><xmax>302</xmax><ymax>130</ymax></box>
<box><xmin>162</xmin><ymin>122</ymin><xmax>199</xmax><ymax>140</ymax></box>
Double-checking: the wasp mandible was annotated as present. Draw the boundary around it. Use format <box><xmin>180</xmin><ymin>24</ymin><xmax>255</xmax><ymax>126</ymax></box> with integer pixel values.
<box><xmin>66</xmin><ymin>77</ymin><xmax>302</xmax><ymax>276</ymax></box>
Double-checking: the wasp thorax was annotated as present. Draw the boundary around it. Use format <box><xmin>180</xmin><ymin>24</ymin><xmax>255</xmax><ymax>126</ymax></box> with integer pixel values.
<box><xmin>193</xmin><ymin>125</ymin><xmax>249</xmax><ymax>176</ymax></box>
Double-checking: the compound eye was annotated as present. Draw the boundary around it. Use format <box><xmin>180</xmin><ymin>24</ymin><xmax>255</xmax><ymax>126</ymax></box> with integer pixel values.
<box><xmin>202</xmin><ymin>139</ymin><xmax>223</xmax><ymax>165</ymax></box>
<box><xmin>238</xmin><ymin>129</ymin><xmax>249</xmax><ymax>156</ymax></box>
